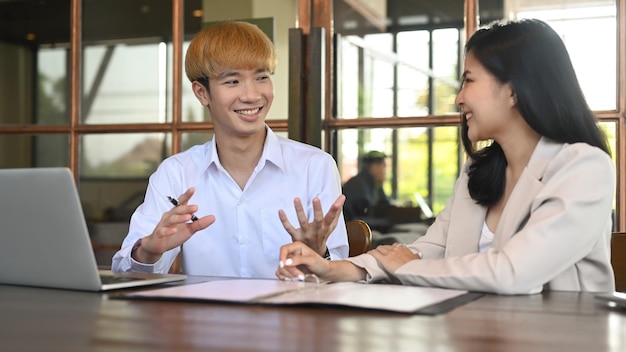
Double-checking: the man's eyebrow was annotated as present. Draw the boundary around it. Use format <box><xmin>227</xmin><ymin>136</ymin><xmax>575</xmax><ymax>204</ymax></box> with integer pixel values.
<box><xmin>216</xmin><ymin>71</ymin><xmax>240</xmax><ymax>80</ymax></box>
<box><xmin>216</xmin><ymin>68</ymin><xmax>269</xmax><ymax>80</ymax></box>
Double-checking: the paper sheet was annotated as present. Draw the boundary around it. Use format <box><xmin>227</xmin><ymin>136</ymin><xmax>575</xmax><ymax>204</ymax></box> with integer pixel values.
<box><xmin>126</xmin><ymin>279</ymin><xmax>471</xmax><ymax>314</ymax></box>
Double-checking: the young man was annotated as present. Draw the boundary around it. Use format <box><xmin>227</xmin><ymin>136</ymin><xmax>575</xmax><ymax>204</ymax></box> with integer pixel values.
<box><xmin>112</xmin><ymin>21</ymin><xmax>348</xmax><ymax>278</ymax></box>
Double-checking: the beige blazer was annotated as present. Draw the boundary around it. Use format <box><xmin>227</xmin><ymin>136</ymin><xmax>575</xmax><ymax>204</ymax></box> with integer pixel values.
<box><xmin>348</xmin><ymin>138</ymin><xmax>615</xmax><ymax>294</ymax></box>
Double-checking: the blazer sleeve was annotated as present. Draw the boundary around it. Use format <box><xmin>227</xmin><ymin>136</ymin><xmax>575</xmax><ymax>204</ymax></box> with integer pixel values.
<box><xmin>348</xmin><ymin>144</ymin><xmax>614</xmax><ymax>294</ymax></box>
<box><xmin>391</xmin><ymin>144</ymin><xmax>615</xmax><ymax>294</ymax></box>
<box><xmin>345</xmin><ymin>163</ymin><xmax>469</xmax><ymax>282</ymax></box>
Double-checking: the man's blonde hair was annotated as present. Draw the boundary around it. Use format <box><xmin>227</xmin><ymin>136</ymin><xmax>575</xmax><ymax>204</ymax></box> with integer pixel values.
<box><xmin>185</xmin><ymin>21</ymin><xmax>277</xmax><ymax>83</ymax></box>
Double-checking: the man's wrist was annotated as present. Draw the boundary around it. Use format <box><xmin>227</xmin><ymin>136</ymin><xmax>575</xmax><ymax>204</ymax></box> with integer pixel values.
<box><xmin>131</xmin><ymin>238</ymin><xmax>161</xmax><ymax>264</ymax></box>
<box><xmin>323</xmin><ymin>247</ymin><xmax>331</xmax><ymax>260</ymax></box>
<box><xmin>131</xmin><ymin>239</ymin><xmax>143</xmax><ymax>261</ymax></box>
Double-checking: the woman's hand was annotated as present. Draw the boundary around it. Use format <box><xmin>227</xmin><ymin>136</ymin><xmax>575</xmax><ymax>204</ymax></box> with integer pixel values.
<box><xmin>276</xmin><ymin>240</ymin><xmax>368</xmax><ymax>282</ymax></box>
<box><xmin>276</xmin><ymin>241</ymin><xmax>331</xmax><ymax>281</ymax></box>
<box><xmin>368</xmin><ymin>243</ymin><xmax>421</xmax><ymax>273</ymax></box>
<box><xmin>278</xmin><ymin>194</ymin><xmax>345</xmax><ymax>256</ymax></box>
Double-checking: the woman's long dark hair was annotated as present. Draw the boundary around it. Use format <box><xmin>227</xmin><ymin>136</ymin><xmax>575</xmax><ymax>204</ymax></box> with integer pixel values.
<box><xmin>461</xmin><ymin>18</ymin><xmax>610</xmax><ymax>206</ymax></box>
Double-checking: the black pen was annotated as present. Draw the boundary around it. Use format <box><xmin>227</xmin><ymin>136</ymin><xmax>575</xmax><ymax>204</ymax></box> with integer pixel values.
<box><xmin>167</xmin><ymin>196</ymin><xmax>199</xmax><ymax>221</ymax></box>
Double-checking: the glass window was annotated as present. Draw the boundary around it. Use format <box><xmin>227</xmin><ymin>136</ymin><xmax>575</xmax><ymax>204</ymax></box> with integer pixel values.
<box><xmin>339</xmin><ymin>128</ymin><xmax>393</xmax><ymax>185</ymax></box>
<box><xmin>336</xmin><ymin>28</ymin><xmax>462</xmax><ymax>119</ymax></box>
<box><xmin>396</xmin><ymin>31</ymin><xmax>430</xmax><ymax>117</ymax></box>
<box><xmin>332</xmin><ymin>0</ymin><xmax>477</xmax><ymax>219</ymax></box>
<box><xmin>430</xmin><ymin>127</ymin><xmax>461</xmax><ymax>213</ymax></box>
<box><xmin>80</xmin><ymin>133</ymin><xmax>170</xmax><ymax>178</ymax></box>
<box><xmin>364</xmin><ymin>33</ymin><xmax>395</xmax><ymax>118</ymax></box>
<box><xmin>38</xmin><ymin>47</ymin><xmax>69</xmax><ymax>125</ymax></box>
<box><xmin>81</xmin><ymin>0</ymin><xmax>204</xmax><ymax>125</ymax></box>
<box><xmin>82</xmin><ymin>43</ymin><xmax>167</xmax><ymax>124</ymax></box>
<box><xmin>336</xmin><ymin>36</ymin><xmax>361</xmax><ymax>118</ymax></box>
<box><xmin>0</xmin><ymin>134</ymin><xmax>69</xmax><ymax>168</ymax></box>
<box><xmin>0</xmin><ymin>0</ymin><xmax>71</xmax><ymax>127</ymax></box>
<box><xmin>337</xmin><ymin>126</ymin><xmax>460</xmax><ymax>216</ymax></box>
<box><xmin>182</xmin><ymin>132</ymin><xmax>214</xmax><ymax>152</ymax></box>
<box><xmin>432</xmin><ymin>28</ymin><xmax>461</xmax><ymax>115</ymax></box>
<box><xmin>497</xmin><ymin>0</ymin><xmax>617</xmax><ymax>111</ymax></box>
<box><xmin>181</xmin><ymin>41</ymin><xmax>207</xmax><ymax>123</ymax></box>
<box><xmin>336</xmin><ymin>34</ymin><xmax>399</xmax><ymax>118</ymax></box>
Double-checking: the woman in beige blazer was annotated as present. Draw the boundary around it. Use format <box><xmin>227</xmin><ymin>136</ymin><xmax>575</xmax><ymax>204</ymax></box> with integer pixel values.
<box><xmin>276</xmin><ymin>19</ymin><xmax>615</xmax><ymax>295</ymax></box>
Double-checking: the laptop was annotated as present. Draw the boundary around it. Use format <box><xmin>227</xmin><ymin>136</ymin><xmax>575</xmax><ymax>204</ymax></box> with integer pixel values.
<box><xmin>595</xmin><ymin>291</ymin><xmax>626</xmax><ymax>309</ymax></box>
<box><xmin>0</xmin><ymin>167</ymin><xmax>186</xmax><ymax>291</ymax></box>
<box><xmin>414</xmin><ymin>192</ymin><xmax>434</xmax><ymax>219</ymax></box>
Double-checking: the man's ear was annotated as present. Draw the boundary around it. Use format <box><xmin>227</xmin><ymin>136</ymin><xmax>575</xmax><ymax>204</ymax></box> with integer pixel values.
<box><xmin>191</xmin><ymin>81</ymin><xmax>210</xmax><ymax>106</ymax></box>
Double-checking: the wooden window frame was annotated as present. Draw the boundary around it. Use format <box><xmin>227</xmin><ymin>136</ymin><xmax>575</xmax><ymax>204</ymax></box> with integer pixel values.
<box><xmin>1</xmin><ymin>0</ymin><xmax>625</xmax><ymax>230</ymax></box>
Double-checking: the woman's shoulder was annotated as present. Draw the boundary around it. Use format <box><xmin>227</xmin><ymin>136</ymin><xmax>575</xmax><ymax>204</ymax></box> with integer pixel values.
<box><xmin>526</xmin><ymin>138</ymin><xmax>611</xmax><ymax>176</ymax></box>
<box><xmin>555</xmin><ymin>142</ymin><xmax>612</xmax><ymax>166</ymax></box>
<box><xmin>542</xmin><ymin>141</ymin><xmax>615</xmax><ymax>181</ymax></box>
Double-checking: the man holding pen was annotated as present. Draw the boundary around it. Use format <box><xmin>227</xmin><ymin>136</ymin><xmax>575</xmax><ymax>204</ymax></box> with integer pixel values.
<box><xmin>112</xmin><ymin>21</ymin><xmax>348</xmax><ymax>277</ymax></box>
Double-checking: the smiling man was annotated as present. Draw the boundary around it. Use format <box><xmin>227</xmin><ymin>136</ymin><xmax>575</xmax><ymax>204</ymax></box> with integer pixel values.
<box><xmin>112</xmin><ymin>21</ymin><xmax>348</xmax><ymax>278</ymax></box>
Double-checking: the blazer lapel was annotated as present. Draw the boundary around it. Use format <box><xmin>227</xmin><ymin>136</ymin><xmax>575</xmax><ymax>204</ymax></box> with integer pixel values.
<box><xmin>494</xmin><ymin>137</ymin><xmax>564</xmax><ymax>247</ymax></box>
<box><xmin>445</xmin><ymin>173</ymin><xmax>486</xmax><ymax>257</ymax></box>
<box><xmin>494</xmin><ymin>171</ymin><xmax>543</xmax><ymax>247</ymax></box>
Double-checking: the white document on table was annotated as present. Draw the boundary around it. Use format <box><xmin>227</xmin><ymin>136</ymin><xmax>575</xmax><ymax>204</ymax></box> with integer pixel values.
<box><xmin>124</xmin><ymin>279</ymin><xmax>473</xmax><ymax>314</ymax></box>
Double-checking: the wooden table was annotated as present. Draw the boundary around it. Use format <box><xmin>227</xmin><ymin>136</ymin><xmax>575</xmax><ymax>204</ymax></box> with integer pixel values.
<box><xmin>1</xmin><ymin>278</ymin><xmax>625</xmax><ymax>351</ymax></box>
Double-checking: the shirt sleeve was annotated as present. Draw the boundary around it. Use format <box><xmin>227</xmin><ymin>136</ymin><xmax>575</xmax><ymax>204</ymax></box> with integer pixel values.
<box><xmin>111</xmin><ymin>160</ymin><xmax>182</xmax><ymax>274</ymax></box>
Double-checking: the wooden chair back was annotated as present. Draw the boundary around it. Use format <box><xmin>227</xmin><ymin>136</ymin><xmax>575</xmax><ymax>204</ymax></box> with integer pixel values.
<box><xmin>612</xmin><ymin>232</ymin><xmax>626</xmax><ymax>292</ymax></box>
<box><xmin>169</xmin><ymin>253</ymin><xmax>182</xmax><ymax>274</ymax></box>
<box><xmin>346</xmin><ymin>219</ymin><xmax>373</xmax><ymax>257</ymax></box>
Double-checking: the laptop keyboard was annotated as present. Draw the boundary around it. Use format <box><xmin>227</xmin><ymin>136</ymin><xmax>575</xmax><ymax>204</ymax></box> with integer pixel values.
<box><xmin>100</xmin><ymin>275</ymin><xmax>146</xmax><ymax>284</ymax></box>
